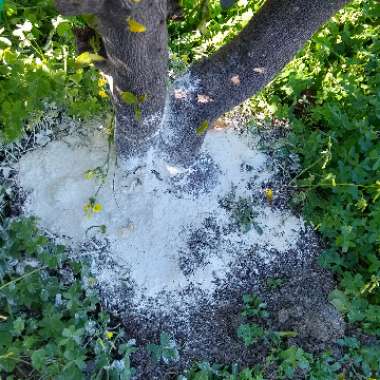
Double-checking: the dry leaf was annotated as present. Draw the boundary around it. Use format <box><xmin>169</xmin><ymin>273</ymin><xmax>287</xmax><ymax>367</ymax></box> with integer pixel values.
<box><xmin>231</xmin><ymin>75</ymin><xmax>241</xmax><ymax>85</ymax></box>
<box><xmin>197</xmin><ymin>94</ymin><xmax>213</xmax><ymax>103</ymax></box>
<box><xmin>128</xmin><ymin>17</ymin><xmax>146</xmax><ymax>33</ymax></box>
<box><xmin>212</xmin><ymin>118</ymin><xmax>228</xmax><ymax>130</ymax></box>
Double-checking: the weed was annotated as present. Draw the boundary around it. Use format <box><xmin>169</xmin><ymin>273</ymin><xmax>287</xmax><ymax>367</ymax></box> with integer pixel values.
<box><xmin>0</xmin><ymin>0</ymin><xmax>109</xmax><ymax>142</ymax></box>
<box><xmin>220</xmin><ymin>193</ymin><xmax>263</xmax><ymax>234</ymax></box>
<box><xmin>249</xmin><ymin>0</ymin><xmax>380</xmax><ymax>337</ymax></box>
<box><xmin>146</xmin><ymin>332</ymin><xmax>179</xmax><ymax>364</ymax></box>
<box><xmin>0</xmin><ymin>218</ymin><xmax>135</xmax><ymax>379</ymax></box>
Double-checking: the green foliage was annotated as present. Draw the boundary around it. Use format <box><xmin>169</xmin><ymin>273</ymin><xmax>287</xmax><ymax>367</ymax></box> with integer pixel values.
<box><xmin>241</xmin><ymin>294</ymin><xmax>269</xmax><ymax>319</ymax></box>
<box><xmin>146</xmin><ymin>332</ymin><xmax>179</xmax><ymax>364</ymax></box>
<box><xmin>0</xmin><ymin>0</ymin><xmax>108</xmax><ymax>142</ymax></box>
<box><xmin>0</xmin><ymin>218</ymin><xmax>135</xmax><ymax>379</ymax></box>
<box><xmin>248</xmin><ymin>0</ymin><xmax>380</xmax><ymax>336</ymax></box>
<box><xmin>169</xmin><ymin>0</ymin><xmax>264</xmax><ymax>62</ymax></box>
<box><xmin>237</xmin><ymin>323</ymin><xmax>266</xmax><ymax>346</ymax></box>
<box><xmin>220</xmin><ymin>193</ymin><xmax>263</xmax><ymax>234</ymax></box>
<box><xmin>186</xmin><ymin>295</ymin><xmax>380</xmax><ymax>379</ymax></box>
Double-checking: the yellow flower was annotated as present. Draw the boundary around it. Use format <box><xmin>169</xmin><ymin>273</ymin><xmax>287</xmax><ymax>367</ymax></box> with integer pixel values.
<box><xmin>264</xmin><ymin>188</ymin><xmax>273</xmax><ymax>203</ymax></box>
<box><xmin>105</xmin><ymin>331</ymin><xmax>114</xmax><ymax>339</ymax></box>
<box><xmin>92</xmin><ymin>203</ymin><xmax>103</xmax><ymax>213</ymax></box>
<box><xmin>98</xmin><ymin>89</ymin><xmax>108</xmax><ymax>98</ymax></box>
<box><xmin>98</xmin><ymin>77</ymin><xmax>107</xmax><ymax>87</ymax></box>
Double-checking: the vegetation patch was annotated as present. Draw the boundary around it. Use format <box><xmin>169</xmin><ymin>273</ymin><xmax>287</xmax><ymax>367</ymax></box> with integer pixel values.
<box><xmin>249</xmin><ymin>0</ymin><xmax>380</xmax><ymax>337</ymax></box>
<box><xmin>0</xmin><ymin>218</ymin><xmax>136</xmax><ymax>379</ymax></box>
<box><xmin>0</xmin><ymin>0</ymin><xmax>380</xmax><ymax>378</ymax></box>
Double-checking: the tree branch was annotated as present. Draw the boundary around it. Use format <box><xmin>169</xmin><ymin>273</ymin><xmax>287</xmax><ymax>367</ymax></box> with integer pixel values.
<box><xmin>161</xmin><ymin>0</ymin><xmax>351</xmax><ymax>166</ymax></box>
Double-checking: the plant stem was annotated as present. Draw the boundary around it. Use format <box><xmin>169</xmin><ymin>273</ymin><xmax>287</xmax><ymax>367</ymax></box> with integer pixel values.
<box><xmin>0</xmin><ymin>267</ymin><xmax>44</xmax><ymax>292</ymax></box>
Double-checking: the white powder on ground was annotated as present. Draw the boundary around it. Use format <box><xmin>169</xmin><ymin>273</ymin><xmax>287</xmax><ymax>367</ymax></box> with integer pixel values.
<box><xmin>17</xmin><ymin>122</ymin><xmax>305</xmax><ymax>307</ymax></box>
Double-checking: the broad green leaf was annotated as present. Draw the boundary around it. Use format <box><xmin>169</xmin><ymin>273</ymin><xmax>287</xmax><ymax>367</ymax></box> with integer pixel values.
<box><xmin>0</xmin><ymin>37</ymin><xmax>11</xmax><ymax>47</ymax></box>
<box><xmin>196</xmin><ymin>120</ymin><xmax>209</xmax><ymax>135</ymax></box>
<box><xmin>120</xmin><ymin>91</ymin><xmax>138</xmax><ymax>105</ymax></box>
<box><xmin>75</xmin><ymin>52</ymin><xmax>105</xmax><ymax>66</ymax></box>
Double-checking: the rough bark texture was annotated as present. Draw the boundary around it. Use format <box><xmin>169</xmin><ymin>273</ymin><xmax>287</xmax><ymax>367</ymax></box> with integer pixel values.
<box><xmin>160</xmin><ymin>0</ymin><xmax>351</xmax><ymax>166</ymax></box>
<box><xmin>56</xmin><ymin>0</ymin><xmax>168</xmax><ymax>159</ymax></box>
<box><xmin>56</xmin><ymin>0</ymin><xmax>351</xmax><ymax>165</ymax></box>
<box><xmin>99</xmin><ymin>1</ymin><xmax>168</xmax><ymax>158</ymax></box>
<box><xmin>55</xmin><ymin>0</ymin><xmax>106</xmax><ymax>16</ymax></box>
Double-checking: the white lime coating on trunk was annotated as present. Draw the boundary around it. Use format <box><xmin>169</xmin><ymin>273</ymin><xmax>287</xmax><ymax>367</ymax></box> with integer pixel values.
<box><xmin>18</xmin><ymin>122</ymin><xmax>305</xmax><ymax>304</ymax></box>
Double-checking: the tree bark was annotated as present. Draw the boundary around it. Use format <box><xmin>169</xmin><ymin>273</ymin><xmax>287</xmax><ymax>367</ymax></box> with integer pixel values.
<box><xmin>56</xmin><ymin>0</ymin><xmax>168</xmax><ymax>159</ymax></box>
<box><xmin>56</xmin><ymin>0</ymin><xmax>350</xmax><ymax>166</ymax></box>
<box><xmin>160</xmin><ymin>0</ymin><xmax>351</xmax><ymax>166</ymax></box>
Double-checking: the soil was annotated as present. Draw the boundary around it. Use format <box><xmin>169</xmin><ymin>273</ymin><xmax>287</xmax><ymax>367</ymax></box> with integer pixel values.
<box><xmin>3</xmin><ymin>107</ymin><xmax>346</xmax><ymax>379</ymax></box>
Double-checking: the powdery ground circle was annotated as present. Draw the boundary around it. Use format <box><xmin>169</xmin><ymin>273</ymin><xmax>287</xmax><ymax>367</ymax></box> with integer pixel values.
<box><xmin>15</xmin><ymin>120</ymin><xmax>345</xmax><ymax>376</ymax></box>
<box><xmin>18</xmin><ymin>123</ymin><xmax>305</xmax><ymax>306</ymax></box>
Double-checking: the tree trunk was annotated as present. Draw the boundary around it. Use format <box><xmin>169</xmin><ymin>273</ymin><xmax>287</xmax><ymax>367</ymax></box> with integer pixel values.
<box><xmin>56</xmin><ymin>0</ymin><xmax>350</xmax><ymax>166</ymax></box>
<box><xmin>57</xmin><ymin>0</ymin><xmax>168</xmax><ymax>159</ymax></box>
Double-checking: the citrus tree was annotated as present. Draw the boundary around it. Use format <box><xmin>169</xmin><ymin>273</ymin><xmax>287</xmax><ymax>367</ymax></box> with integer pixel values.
<box><xmin>55</xmin><ymin>0</ymin><xmax>349</xmax><ymax>166</ymax></box>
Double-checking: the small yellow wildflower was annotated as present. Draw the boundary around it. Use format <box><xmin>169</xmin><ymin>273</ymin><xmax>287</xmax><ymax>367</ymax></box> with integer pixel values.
<box><xmin>105</xmin><ymin>331</ymin><xmax>114</xmax><ymax>339</ymax></box>
<box><xmin>98</xmin><ymin>77</ymin><xmax>107</xmax><ymax>87</ymax></box>
<box><xmin>83</xmin><ymin>198</ymin><xmax>103</xmax><ymax>217</ymax></box>
<box><xmin>92</xmin><ymin>203</ymin><xmax>103</xmax><ymax>213</ymax></box>
<box><xmin>98</xmin><ymin>89</ymin><xmax>108</xmax><ymax>98</ymax></box>
<box><xmin>264</xmin><ymin>188</ymin><xmax>273</xmax><ymax>203</ymax></box>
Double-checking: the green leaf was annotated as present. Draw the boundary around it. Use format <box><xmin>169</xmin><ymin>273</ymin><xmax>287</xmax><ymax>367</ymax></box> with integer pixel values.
<box><xmin>120</xmin><ymin>91</ymin><xmax>138</xmax><ymax>105</ymax></box>
<box><xmin>75</xmin><ymin>52</ymin><xmax>105</xmax><ymax>66</ymax></box>
<box><xmin>12</xmin><ymin>317</ymin><xmax>25</xmax><ymax>336</ymax></box>
<box><xmin>196</xmin><ymin>120</ymin><xmax>209</xmax><ymax>135</ymax></box>
<box><xmin>237</xmin><ymin>323</ymin><xmax>265</xmax><ymax>346</ymax></box>
<box><xmin>0</xmin><ymin>36</ymin><xmax>11</xmax><ymax>47</ymax></box>
<box><xmin>31</xmin><ymin>349</ymin><xmax>47</xmax><ymax>371</ymax></box>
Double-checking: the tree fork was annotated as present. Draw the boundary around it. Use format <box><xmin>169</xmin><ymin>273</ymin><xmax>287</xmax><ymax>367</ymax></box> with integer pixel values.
<box><xmin>56</xmin><ymin>0</ymin><xmax>350</xmax><ymax>167</ymax></box>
